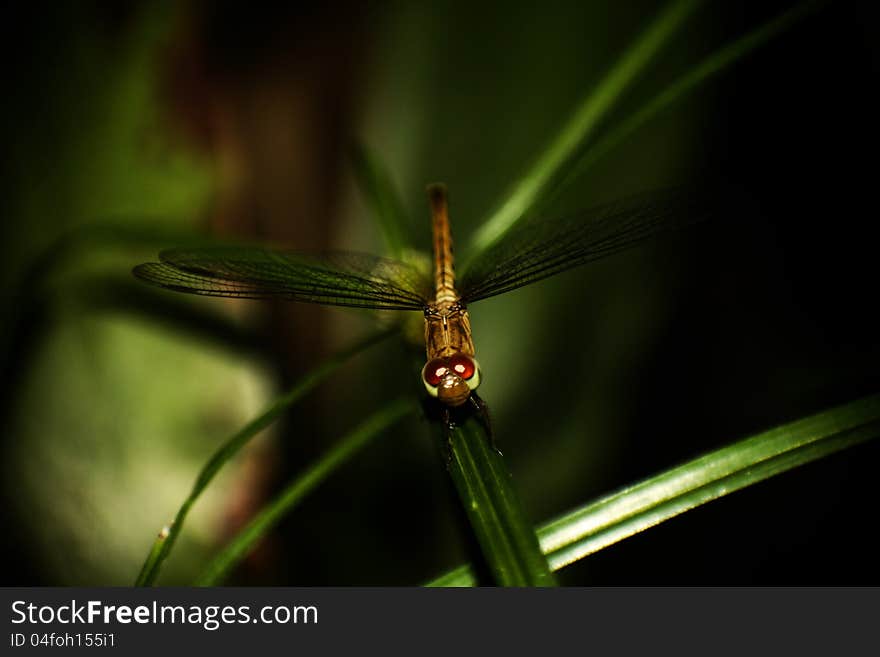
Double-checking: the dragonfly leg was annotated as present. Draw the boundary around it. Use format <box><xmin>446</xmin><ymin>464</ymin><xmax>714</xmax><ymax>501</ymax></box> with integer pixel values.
<box><xmin>469</xmin><ymin>393</ymin><xmax>499</xmax><ymax>454</ymax></box>
<box><xmin>442</xmin><ymin>407</ymin><xmax>455</xmax><ymax>468</ymax></box>
<box><xmin>420</xmin><ymin>396</ymin><xmax>457</xmax><ymax>467</ymax></box>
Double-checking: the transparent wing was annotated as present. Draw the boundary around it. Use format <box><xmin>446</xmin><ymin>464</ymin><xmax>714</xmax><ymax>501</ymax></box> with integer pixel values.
<box><xmin>133</xmin><ymin>246</ymin><xmax>432</xmax><ymax>311</ymax></box>
<box><xmin>459</xmin><ymin>187</ymin><xmax>711</xmax><ymax>303</ymax></box>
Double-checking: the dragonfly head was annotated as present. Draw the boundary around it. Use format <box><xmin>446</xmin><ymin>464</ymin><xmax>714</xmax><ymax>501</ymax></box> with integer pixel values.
<box><xmin>422</xmin><ymin>353</ymin><xmax>481</xmax><ymax>407</ymax></box>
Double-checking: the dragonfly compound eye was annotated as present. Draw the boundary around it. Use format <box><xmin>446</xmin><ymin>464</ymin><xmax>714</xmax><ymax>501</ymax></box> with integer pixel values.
<box><xmin>422</xmin><ymin>358</ymin><xmax>450</xmax><ymax>391</ymax></box>
<box><xmin>448</xmin><ymin>354</ymin><xmax>476</xmax><ymax>380</ymax></box>
<box><xmin>463</xmin><ymin>357</ymin><xmax>481</xmax><ymax>392</ymax></box>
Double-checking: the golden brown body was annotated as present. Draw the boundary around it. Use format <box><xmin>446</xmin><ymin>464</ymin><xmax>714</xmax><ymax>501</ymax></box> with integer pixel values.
<box><xmin>421</xmin><ymin>185</ymin><xmax>481</xmax><ymax>406</ymax></box>
<box><xmin>424</xmin><ymin>303</ymin><xmax>475</xmax><ymax>359</ymax></box>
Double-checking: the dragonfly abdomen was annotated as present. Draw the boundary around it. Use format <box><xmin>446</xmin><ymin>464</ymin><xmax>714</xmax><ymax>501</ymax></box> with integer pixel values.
<box><xmin>429</xmin><ymin>183</ymin><xmax>459</xmax><ymax>306</ymax></box>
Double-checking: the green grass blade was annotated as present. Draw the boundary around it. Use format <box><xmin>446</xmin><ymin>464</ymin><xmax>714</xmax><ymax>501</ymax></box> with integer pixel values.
<box><xmin>465</xmin><ymin>0</ymin><xmax>702</xmax><ymax>264</ymax></box>
<box><xmin>196</xmin><ymin>396</ymin><xmax>416</xmax><ymax>585</ymax></box>
<box><xmin>540</xmin><ymin>397</ymin><xmax>880</xmax><ymax>571</ymax></box>
<box><xmin>134</xmin><ymin>525</ymin><xmax>170</xmax><ymax>587</ymax></box>
<box><xmin>427</xmin><ymin>393</ymin><xmax>880</xmax><ymax>586</ymax></box>
<box><xmin>133</xmin><ymin>327</ymin><xmax>395</xmax><ymax>586</ymax></box>
<box><xmin>350</xmin><ymin>142</ymin><xmax>411</xmax><ymax>258</ymax></box>
<box><xmin>446</xmin><ymin>414</ymin><xmax>557</xmax><ymax>586</ymax></box>
<box><xmin>547</xmin><ymin>1</ymin><xmax>821</xmax><ymax>203</ymax></box>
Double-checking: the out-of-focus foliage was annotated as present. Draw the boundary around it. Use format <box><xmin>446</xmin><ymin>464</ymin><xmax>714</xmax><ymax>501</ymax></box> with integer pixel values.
<box><xmin>0</xmin><ymin>4</ymin><xmax>265</xmax><ymax>584</ymax></box>
<box><xmin>2</xmin><ymin>1</ymin><xmax>879</xmax><ymax>585</ymax></box>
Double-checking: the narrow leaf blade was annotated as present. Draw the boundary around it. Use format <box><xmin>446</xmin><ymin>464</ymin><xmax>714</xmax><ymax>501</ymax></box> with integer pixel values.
<box><xmin>446</xmin><ymin>415</ymin><xmax>557</xmax><ymax>586</ymax></box>
<box><xmin>196</xmin><ymin>397</ymin><xmax>415</xmax><ymax>585</ymax></box>
<box><xmin>427</xmin><ymin>393</ymin><xmax>880</xmax><ymax>586</ymax></box>
<box><xmin>547</xmin><ymin>1</ymin><xmax>822</xmax><ymax>204</ymax></box>
<box><xmin>134</xmin><ymin>327</ymin><xmax>395</xmax><ymax>586</ymax></box>
<box><xmin>350</xmin><ymin>142</ymin><xmax>411</xmax><ymax>258</ymax></box>
<box><xmin>466</xmin><ymin>0</ymin><xmax>702</xmax><ymax>263</ymax></box>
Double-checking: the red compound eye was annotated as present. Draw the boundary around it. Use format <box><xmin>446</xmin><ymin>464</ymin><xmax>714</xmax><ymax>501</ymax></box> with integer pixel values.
<box><xmin>448</xmin><ymin>354</ymin><xmax>476</xmax><ymax>380</ymax></box>
<box><xmin>423</xmin><ymin>358</ymin><xmax>449</xmax><ymax>386</ymax></box>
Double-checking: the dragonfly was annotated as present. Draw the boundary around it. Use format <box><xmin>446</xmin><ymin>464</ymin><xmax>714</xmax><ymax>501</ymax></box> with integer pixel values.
<box><xmin>134</xmin><ymin>184</ymin><xmax>709</xmax><ymax>428</ymax></box>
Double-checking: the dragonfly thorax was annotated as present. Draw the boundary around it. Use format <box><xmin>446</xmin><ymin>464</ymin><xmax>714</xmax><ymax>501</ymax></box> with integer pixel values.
<box><xmin>423</xmin><ymin>302</ymin><xmax>476</xmax><ymax>359</ymax></box>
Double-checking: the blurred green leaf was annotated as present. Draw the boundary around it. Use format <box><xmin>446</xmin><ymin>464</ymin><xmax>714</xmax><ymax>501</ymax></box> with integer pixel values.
<box><xmin>66</xmin><ymin>274</ymin><xmax>265</xmax><ymax>357</ymax></box>
<box><xmin>465</xmin><ymin>0</ymin><xmax>702</xmax><ymax>265</ymax></box>
<box><xmin>445</xmin><ymin>413</ymin><xmax>556</xmax><ymax>586</ymax></box>
<box><xmin>427</xmin><ymin>393</ymin><xmax>880</xmax><ymax>586</ymax></box>
<box><xmin>134</xmin><ymin>327</ymin><xmax>395</xmax><ymax>586</ymax></box>
<box><xmin>350</xmin><ymin>142</ymin><xmax>411</xmax><ymax>258</ymax></box>
<box><xmin>549</xmin><ymin>0</ymin><xmax>822</xmax><ymax>203</ymax></box>
<box><xmin>196</xmin><ymin>396</ymin><xmax>416</xmax><ymax>585</ymax></box>
<box><xmin>134</xmin><ymin>526</ymin><xmax>169</xmax><ymax>587</ymax></box>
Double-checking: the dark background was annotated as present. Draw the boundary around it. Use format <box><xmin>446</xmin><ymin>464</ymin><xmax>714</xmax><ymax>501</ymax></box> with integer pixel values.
<box><xmin>1</xmin><ymin>0</ymin><xmax>878</xmax><ymax>585</ymax></box>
